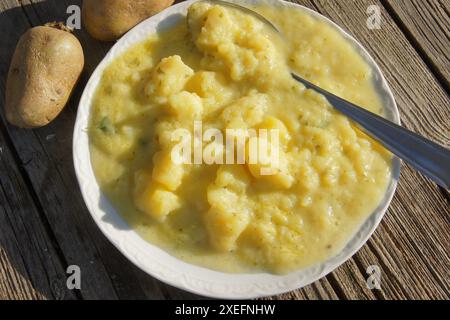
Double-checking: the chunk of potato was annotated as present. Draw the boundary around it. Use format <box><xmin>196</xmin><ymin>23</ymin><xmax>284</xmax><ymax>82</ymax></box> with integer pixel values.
<box><xmin>204</xmin><ymin>165</ymin><xmax>253</xmax><ymax>252</ymax></box>
<box><xmin>186</xmin><ymin>71</ymin><xmax>228</xmax><ymax>98</ymax></box>
<box><xmin>221</xmin><ymin>93</ymin><xmax>268</xmax><ymax>129</ymax></box>
<box><xmin>187</xmin><ymin>2</ymin><xmax>283</xmax><ymax>82</ymax></box>
<box><xmin>242</xmin><ymin>221</ymin><xmax>277</xmax><ymax>246</ymax></box>
<box><xmin>297</xmin><ymin>163</ymin><xmax>320</xmax><ymax>192</ymax></box>
<box><xmin>185</xmin><ymin>71</ymin><xmax>235</xmax><ymax>112</ymax></box>
<box><xmin>247</xmin><ymin>136</ymin><xmax>294</xmax><ymax>189</ymax></box>
<box><xmin>133</xmin><ymin>170</ymin><xmax>181</xmax><ymax>222</ymax></box>
<box><xmin>204</xmin><ymin>204</ymin><xmax>250</xmax><ymax>252</ymax></box>
<box><xmin>168</xmin><ymin>91</ymin><xmax>203</xmax><ymax>120</ymax></box>
<box><xmin>186</xmin><ymin>2</ymin><xmax>214</xmax><ymax>42</ymax></box>
<box><xmin>258</xmin><ymin>116</ymin><xmax>291</xmax><ymax>144</ymax></box>
<box><xmin>188</xmin><ymin>3</ymin><xmax>235</xmax><ymax>50</ymax></box>
<box><xmin>214</xmin><ymin>165</ymin><xmax>251</xmax><ymax>194</ymax></box>
<box><xmin>154</xmin><ymin>119</ymin><xmax>182</xmax><ymax>149</ymax></box>
<box><xmin>147</xmin><ymin>189</ymin><xmax>181</xmax><ymax>222</ymax></box>
<box><xmin>144</xmin><ymin>55</ymin><xmax>193</xmax><ymax>103</ymax></box>
<box><xmin>205</xmin><ymin>186</ymin><xmax>250</xmax><ymax>252</ymax></box>
<box><xmin>152</xmin><ymin>150</ymin><xmax>184</xmax><ymax>191</ymax></box>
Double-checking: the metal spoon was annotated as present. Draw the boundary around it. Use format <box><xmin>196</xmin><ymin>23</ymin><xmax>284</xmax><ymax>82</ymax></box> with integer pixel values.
<box><xmin>202</xmin><ymin>0</ymin><xmax>450</xmax><ymax>189</ymax></box>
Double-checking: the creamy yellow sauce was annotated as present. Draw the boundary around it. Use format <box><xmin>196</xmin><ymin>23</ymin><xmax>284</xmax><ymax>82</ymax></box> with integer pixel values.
<box><xmin>89</xmin><ymin>2</ymin><xmax>391</xmax><ymax>274</ymax></box>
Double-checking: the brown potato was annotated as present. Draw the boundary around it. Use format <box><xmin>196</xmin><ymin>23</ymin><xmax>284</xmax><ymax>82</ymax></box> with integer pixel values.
<box><xmin>5</xmin><ymin>23</ymin><xmax>84</xmax><ymax>128</ymax></box>
<box><xmin>82</xmin><ymin>0</ymin><xmax>175</xmax><ymax>41</ymax></box>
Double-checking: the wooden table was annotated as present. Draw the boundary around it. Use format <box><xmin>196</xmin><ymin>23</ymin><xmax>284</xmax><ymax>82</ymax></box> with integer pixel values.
<box><xmin>0</xmin><ymin>0</ymin><xmax>448</xmax><ymax>300</ymax></box>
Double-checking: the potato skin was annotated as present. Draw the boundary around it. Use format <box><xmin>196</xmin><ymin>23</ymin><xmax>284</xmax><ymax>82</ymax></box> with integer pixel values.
<box><xmin>5</xmin><ymin>25</ymin><xmax>84</xmax><ymax>128</ymax></box>
<box><xmin>82</xmin><ymin>0</ymin><xmax>175</xmax><ymax>41</ymax></box>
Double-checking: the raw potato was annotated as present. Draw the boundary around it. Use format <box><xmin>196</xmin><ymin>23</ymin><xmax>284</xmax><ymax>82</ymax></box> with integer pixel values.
<box><xmin>5</xmin><ymin>23</ymin><xmax>84</xmax><ymax>128</ymax></box>
<box><xmin>82</xmin><ymin>0</ymin><xmax>175</xmax><ymax>41</ymax></box>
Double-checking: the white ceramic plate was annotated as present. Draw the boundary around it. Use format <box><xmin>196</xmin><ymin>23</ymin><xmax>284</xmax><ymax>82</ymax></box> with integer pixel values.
<box><xmin>73</xmin><ymin>0</ymin><xmax>400</xmax><ymax>299</ymax></box>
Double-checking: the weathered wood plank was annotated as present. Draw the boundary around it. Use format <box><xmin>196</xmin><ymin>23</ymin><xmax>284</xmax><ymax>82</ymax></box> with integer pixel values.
<box><xmin>292</xmin><ymin>0</ymin><xmax>450</xmax><ymax>300</ymax></box>
<box><xmin>0</xmin><ymin>248</ymin><xmax>42</xmax><ymax>300</ymax></box>
<box><xmin>374</xmin><ymin>172</ymin><xmax>450</xmax><ymax>299</ymax></box>
<box><xmin>0</xmin><ymin>128</ymin><xmax>76</xmax><ymax>300</ymax></box>
<box><xmin>383</xmin><ymin>0</ymin><xmax>450</xmax><ymax>90</ymax></box>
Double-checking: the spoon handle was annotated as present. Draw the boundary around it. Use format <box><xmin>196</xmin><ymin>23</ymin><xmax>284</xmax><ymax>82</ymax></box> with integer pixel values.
<box><xmin>292</xmin><ymin>73</ymin><xmax>450</xmax><ymax>189</ymax></box>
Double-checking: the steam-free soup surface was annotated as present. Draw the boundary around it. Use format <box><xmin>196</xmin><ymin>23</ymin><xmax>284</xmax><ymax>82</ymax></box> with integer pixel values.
<box><xmin>89</xmin><ymin>2</ymin><xmax>391</xmax><ymax>274</ymax></box>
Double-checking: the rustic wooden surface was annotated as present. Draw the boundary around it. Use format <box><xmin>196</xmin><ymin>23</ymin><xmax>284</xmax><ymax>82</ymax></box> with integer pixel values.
<box><xmin>0</xmin><ymin>0</ymin><xmax>448</xmax><ymax>300</ymax></box>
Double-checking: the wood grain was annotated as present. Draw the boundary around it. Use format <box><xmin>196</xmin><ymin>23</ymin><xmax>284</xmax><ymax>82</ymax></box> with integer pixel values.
<box><xmin>383</xmin><ymin>0</ymin><xmax>450</xmax><ymax>90</ymax></box>
<box><xmin>0</xmin><ymin>127</ymin><xmax>76</xmax><ymax>300</ymax></box>
<box><xmin>0</xmin><ymin>0</ymin><xmax>448</xmax><ymax>300</ymax></box>
<box><xmin>1</xmin><ymin>0</ymin><xmax>114</xmax><ymax>300</ymax></box>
